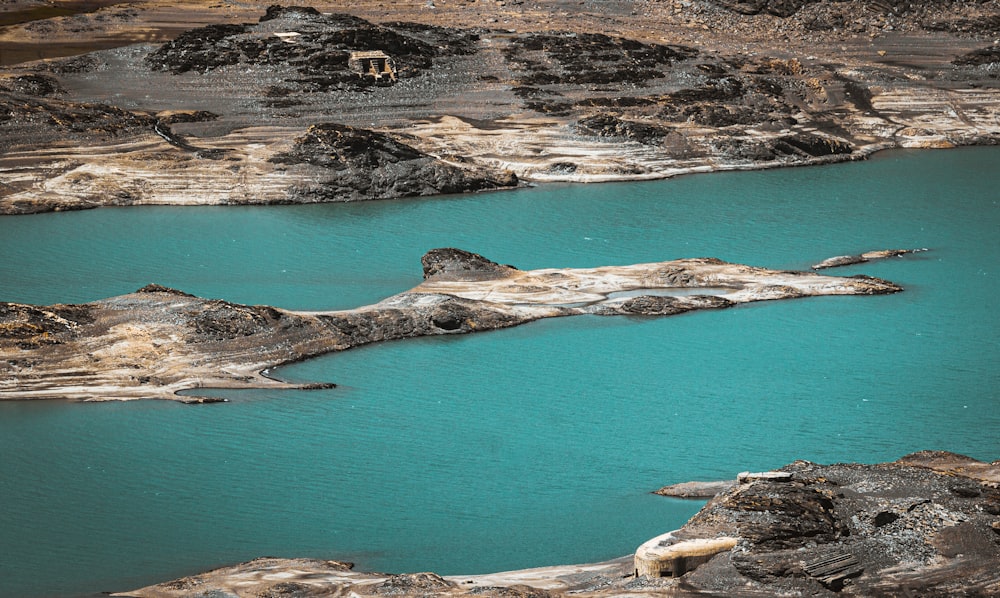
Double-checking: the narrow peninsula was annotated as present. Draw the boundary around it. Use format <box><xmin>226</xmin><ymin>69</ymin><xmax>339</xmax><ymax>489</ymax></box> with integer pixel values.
<box><xmin>1</xmin><ymin>247</ymin><xmax>910</xmax><ymax>401</ymax></box>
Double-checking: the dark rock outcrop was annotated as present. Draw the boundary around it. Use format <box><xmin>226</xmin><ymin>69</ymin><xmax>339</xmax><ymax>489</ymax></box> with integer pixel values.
<box><xmin>270</xmin><ymin>123</ymin><xmax>424</xmax><ymax>168</ymax></box>
<box><xmin>597</xmin><ymin>294</ymin><xmax>735</xmax><ymax>316</ymax></box>
<box><xmin>926</xmin><ymin>14</ymin><xmax>1000</xmax><ymax>36</ymax></box>
<box><xmin>0</xmin><ymin>73</ymin><xmax>63</xmax><ymax>96</ymax></box>
<box><xmin>144</xmin><ymin>23</ymin><xmax>249</xmax><ymax>74</ymax></box>
<box><xmin>420</xmin><ymin>248</ymin><xmax>518</xmax><ymax>280</ymax></box>
<box><xmin>371</xmin><ymin>572</ymin><xmax>456</xmax><ymax>595</ymax></box>
<box><xmin>954</xmin><ymin>46</ymin><xmax>1000</xmax><ymax>67</ymax></box>
<box><xmin>190</xmin><ymin>301</ymin><xmax>287</xmax><ymax>342</ymax></box>
<box><xmin>270</xmin><ymin>123</ymin><xmax>517</xmax><ymax>202</ymax></box>
<box><xmin>0</xmin><ymin>93</ymin><xmax>154</xmax><ymax>142</ymax></box>
<box><xmin>135</xmin><ymin>284</ymin><xmax>196</xmax><ymax>297</ymax></box>
<box><xmin>466</xmin><ymin>586</ymin><xmax>555</xmax><ymax>598</ymax></box>
<box><xmin>669</xmin><ymin>453</ymin><xmax>1000</xmax><ymax>596</ymax></box>
<box><xmin>0</xmin><ymin>302</ymin><xmax>92</xmax><ymax>348</ymax></box>
<box><xmin>575</xmin><ymin>115</ymin><xmax>671</xmax><ymax>143</ymax></box>
<box><xmin>713</xmin><ymin>0</ymin><xmax>951</xmax><ymax>18</ymax></box>
<box><xmin>774</xmin><ymin>132</ymin><xmax>854</xmax><ymax>157</ymax></box>
<box><xmin>142</xmin><ymin>8</ymin><xmax>473</xmax><ymax>87</ymax></box>
<box><xmin>259</xmin><ymin>5</ymin><xmax>323</xmax><ymax>22</ymax></box>
<box><xmin>506</xmin><ymin>32</ymin><xmax>697</xmax><ymax>87</ymax></box>
<box><xmin>713</xmin><ymin>0</ymin><xmax>818</xmax><ymax>18</ymax></box>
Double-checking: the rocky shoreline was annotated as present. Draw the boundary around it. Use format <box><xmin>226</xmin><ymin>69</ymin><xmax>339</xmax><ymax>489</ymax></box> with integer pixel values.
<box><xmin>0</xmin><ymin>247</ymin><xmax>912</xmax><ymax>401</ymax></box>
<box><xmin>2</xmin><ymin>4</ymin><xmax>996</xmax><ymax>597</ymax></box>
<box><xmin>1</xmin><ymin>1</ymin><xmax>999</xmax><ymax>213</ymax></box>
<box><xmin>114</xmin><ymin>451</ymin><xmax>1000</xmax><ymax>597</ymax></box>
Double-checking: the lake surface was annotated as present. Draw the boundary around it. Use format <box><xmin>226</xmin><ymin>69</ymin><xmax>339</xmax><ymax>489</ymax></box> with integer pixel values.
<box><xmin>1</xmin><ymin>148</ymin><xmax>998</xmax><ymax>597</ymax></box>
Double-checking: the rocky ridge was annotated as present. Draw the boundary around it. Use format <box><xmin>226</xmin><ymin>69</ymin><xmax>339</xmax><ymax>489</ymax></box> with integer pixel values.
<box><xmin>0</xmin><ymin>247</ymin><xmax>907</xmax><ymax>401</ymax></box>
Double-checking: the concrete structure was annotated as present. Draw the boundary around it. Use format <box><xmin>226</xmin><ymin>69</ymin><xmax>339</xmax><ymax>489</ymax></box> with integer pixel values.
<box><xmin>634</xmin><ymin>533</ymin><xmax>739</xmax><ymax>578</ymax></box>
<box><xmin>349</xmin><ymin>50</ymin><xmax>397</xmax><ymax>82</ymax></box>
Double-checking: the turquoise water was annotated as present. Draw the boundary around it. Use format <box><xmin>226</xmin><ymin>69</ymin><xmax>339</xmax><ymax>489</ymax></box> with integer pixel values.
<box><xmin>1</xmin><ymin>148</ymin><xmax>998</xmax><ymax>597</ymax></box>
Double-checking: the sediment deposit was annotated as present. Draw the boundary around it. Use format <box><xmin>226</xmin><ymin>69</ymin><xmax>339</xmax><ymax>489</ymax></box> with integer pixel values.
<box><xmin>0</xmin><ymin>247</ymin><xmax>905</xmax><ymax>401</ymax></box>
<box><xmin>116</xmin><ymin>451</ymin><xmax>1000</xmax><ymax>597</ymax></box>
<box><xmin>1</xmin><ymin>1</ymin><xmax>999</xmax><ymax>213</ymax></box>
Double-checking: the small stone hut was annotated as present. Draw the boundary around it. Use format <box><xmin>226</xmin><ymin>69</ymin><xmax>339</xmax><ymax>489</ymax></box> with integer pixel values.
<box><xmin>349</xmin><ymin>50</ymin><xmax>397</xmax><ymax>82</ymax></box>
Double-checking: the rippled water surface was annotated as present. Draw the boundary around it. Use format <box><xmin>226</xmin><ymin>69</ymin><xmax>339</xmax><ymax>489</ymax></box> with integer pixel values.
<box><xmin>1</xmin><ymin>148</ymin><xmax>998</xmax><ymax>597</ymax></box>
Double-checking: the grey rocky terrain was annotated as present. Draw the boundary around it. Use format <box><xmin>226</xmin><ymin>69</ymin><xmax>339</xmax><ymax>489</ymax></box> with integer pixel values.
<box><xmin>1</xmin><ymin>1</ymin><xmax>998</xmax><ymax>212</ymax></box>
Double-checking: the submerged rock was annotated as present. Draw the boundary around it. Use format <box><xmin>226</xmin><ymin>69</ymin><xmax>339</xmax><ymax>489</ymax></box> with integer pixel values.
<box><xmin>811</xmin><ymin>248</ymin><xmax>927</xmax><ymax>270</ymax></box>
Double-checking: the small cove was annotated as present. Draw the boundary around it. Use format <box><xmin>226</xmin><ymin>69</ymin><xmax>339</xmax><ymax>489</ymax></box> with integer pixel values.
<box><xmin>0</xmin><ymin>147</ymin><xmax>998</xmax><ymax>597</ymax></box>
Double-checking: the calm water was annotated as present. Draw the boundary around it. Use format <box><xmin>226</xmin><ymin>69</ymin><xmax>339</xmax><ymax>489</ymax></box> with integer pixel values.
<box><xmin>1</xmin><ymin>148</ymin><xmax>998</xmax><ymax>597</ymax></box>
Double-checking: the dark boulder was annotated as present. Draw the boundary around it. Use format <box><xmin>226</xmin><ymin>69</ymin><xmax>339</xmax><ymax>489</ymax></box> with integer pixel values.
<box><xmin>270</xmin><ymin>124</ymin><xmax>516</xmax><ymax>202</ymax></box>
<box><xmin>145</xmin><ymin>23</ymin><xmax>249</xmax><ymax>74</ymax></box>
<box><xmin>258</xmin><ymin>5</ymin><xmax>323</xmax><ymax>22</ymax></box>
<box><xmin>774</xmin><ymin>132</ymin><xmax>853</xmax><ymax>157</ymax></box>
<box><xmin>421</xmin><ymin>248</ymin><xmax>518</xmax><ymax>280</ymax></box>
<box><xmin>575</xmin><ymin>115</ymin><xmax>671</xmax><ymax>144</ymax></box>
<box><xmin>954</xmin><ymin>47</ymin><xmax>1000</xmax><ymax>67</ymax></box>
